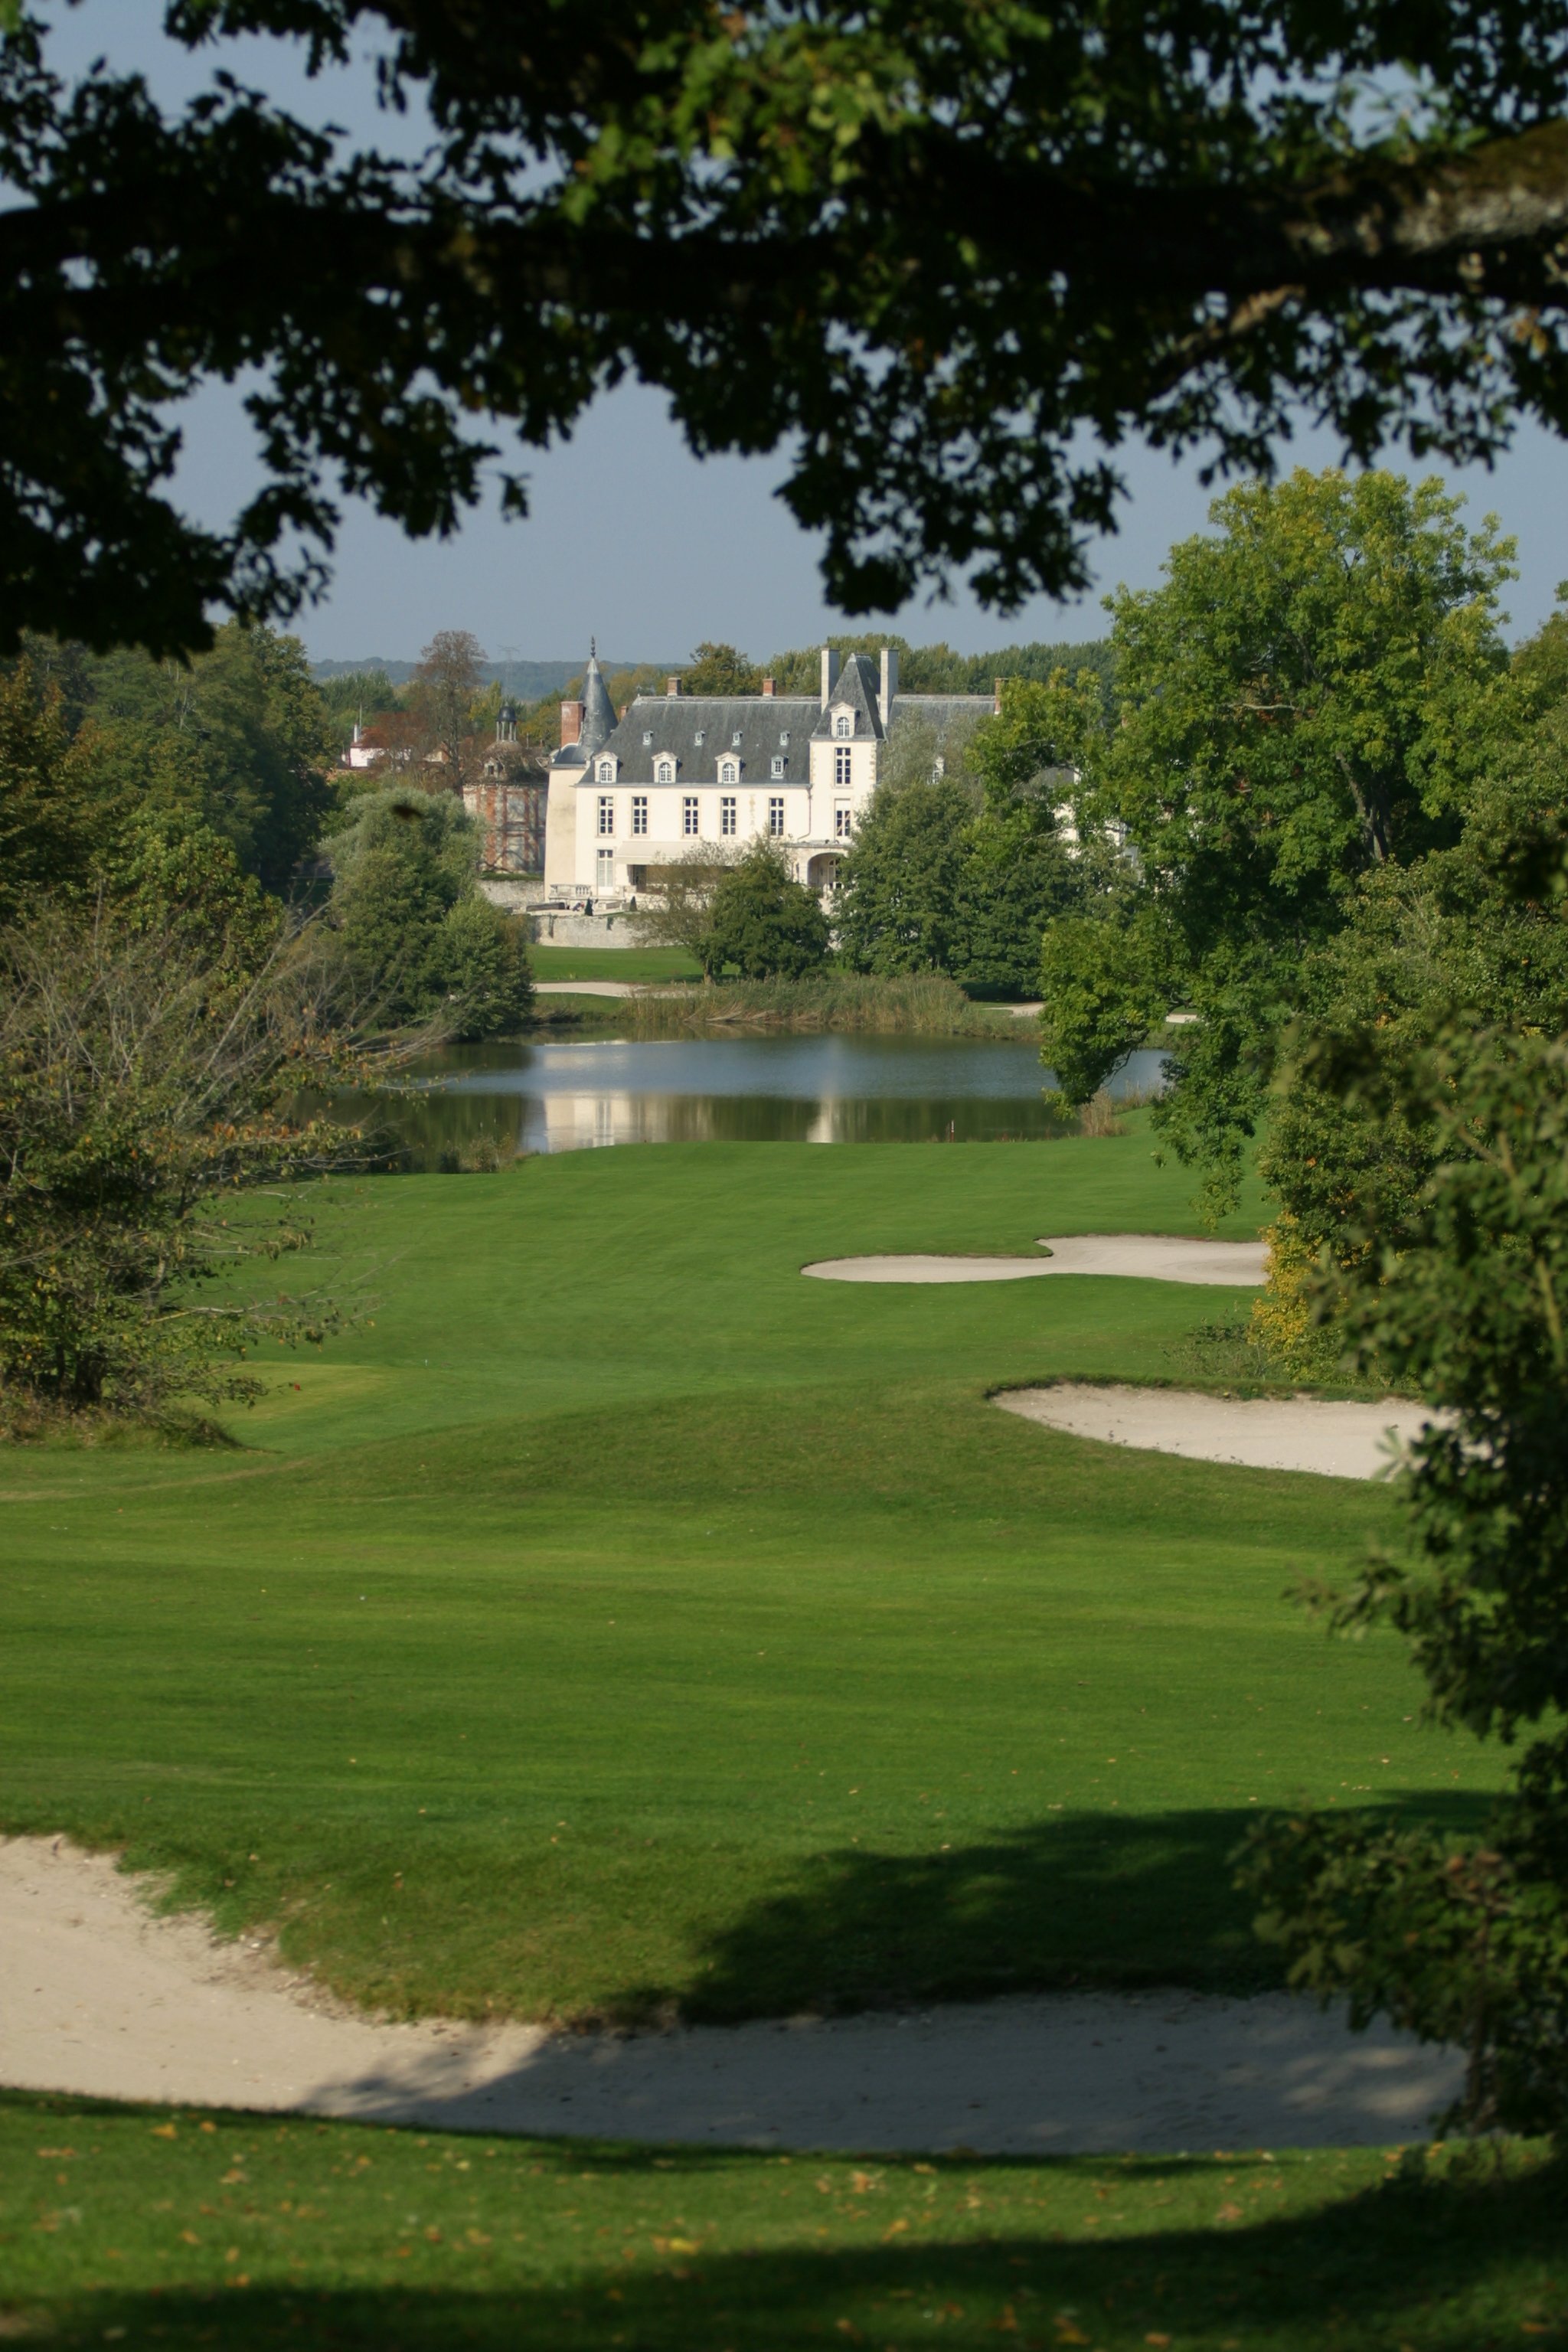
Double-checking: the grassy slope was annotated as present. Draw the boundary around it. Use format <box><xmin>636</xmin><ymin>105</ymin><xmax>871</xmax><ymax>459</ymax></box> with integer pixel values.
<box><xmin>531</xmin><ymin>944</ymin><xmax>701</xmax><ymax>982</ymax></box>
<box><xmin>0</xmin><ymin>1132</ymin><xmax>1497</xmax><ymax>2023</ymax></box>
<box><xmin>3</xmin><ymin>2092</ymin><xmax>1563</xmax><ymax>2352</ymax></box>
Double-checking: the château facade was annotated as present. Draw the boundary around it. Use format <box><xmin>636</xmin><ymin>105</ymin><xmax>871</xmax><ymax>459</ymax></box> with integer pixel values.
<box><xmin>543</xmin><ymin>644</ymin><xmax>998</xmax><ymax>901</ymax></box>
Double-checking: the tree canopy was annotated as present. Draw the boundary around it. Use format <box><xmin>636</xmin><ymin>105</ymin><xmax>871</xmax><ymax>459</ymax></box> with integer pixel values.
<box><xmin>1038</xmin><ymin>468</ymin><xmax>1517</xmax><ymax>1211</ymax></box>
<box><xmin>12</xmin><ymin>3</ymin><xmax>1568</xmax><ymax>650</ymax></box>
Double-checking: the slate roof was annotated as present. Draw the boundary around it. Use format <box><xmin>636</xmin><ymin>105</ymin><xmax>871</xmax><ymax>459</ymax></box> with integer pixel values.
<box><xmin>549</xmin><ymin>646</ymin><xmax>620</xmax><ymax>769</ymax></box>
<box><xmin>812</xmin><ymin>653</ymin><xmax>884</xmax><ymax>741</ymax></box>
<box><xmin>557</xmin><ymin>652</ymin><xmax>996</xmax><ymax>786</ymax></box>
<box><xmin>586</xmin><ymin>694</ymin><xmax>822</xmax><ymax>788</ymax></box>
<box><xmin>580</xmin><ymin>650</ymin><xmax>617</xmax><ymax>758</ymax></box>
<box><xmin>888</xmin><ymin>693</ymin><xmax>996</xmax><ymax>732</ymax></box>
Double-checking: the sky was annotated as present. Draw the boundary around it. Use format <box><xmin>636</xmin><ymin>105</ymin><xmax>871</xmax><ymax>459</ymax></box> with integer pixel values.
<box><xmin>34</xmin><ymin>5</ymin><xmax>1568</xmax><ymax>665</ymax></box>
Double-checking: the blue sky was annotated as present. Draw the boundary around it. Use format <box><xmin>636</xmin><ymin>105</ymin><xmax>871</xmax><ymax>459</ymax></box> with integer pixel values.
<box><xmin>38</xmin><ymin>4</ymin><xmax>1568</xmax><ymax>663</ymax></box>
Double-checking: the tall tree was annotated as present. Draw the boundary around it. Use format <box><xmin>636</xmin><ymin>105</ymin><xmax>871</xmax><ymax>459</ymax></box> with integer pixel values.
<box><xmin>1038</xmin><ymin>469</ymin><xmax>1517</xmax><ymax>1212</ymax></box>
<box><xmin>11</xmin><ymin>5</ymin><xmax>1568</xmax><ymax>650</ymax></box>
<box><xmin>680</xmin><ymin>642</ymin><xmax>762</xmax><ymax>696</ymax></box>
<box><xmin>410</xmin><ymin>629</ymin><xmax>486</xmax><ymax>786</ymax></box>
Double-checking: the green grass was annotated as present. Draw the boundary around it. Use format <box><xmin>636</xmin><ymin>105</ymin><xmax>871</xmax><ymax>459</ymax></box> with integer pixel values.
<box><xmin>531</xmin><ymin>944</ymin><xmax>701</xmax><ymax>982</ymax></box>
<box><xmin>0</xmin><ymin>1132</ymin><xmax>1499</xmax><ymax>2024</ymax></box>
<box><xmin>2</xmin><ymin>2092</ymin><xmax>1563</xmax><ymax>2350</ymax></box>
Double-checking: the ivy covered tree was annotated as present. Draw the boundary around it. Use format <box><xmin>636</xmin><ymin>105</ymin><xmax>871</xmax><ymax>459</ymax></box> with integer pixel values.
<box><xmin>1242</xmin><ymin>1020</ymin><xmax>1568</xmax><ymax>2134</ymax></box>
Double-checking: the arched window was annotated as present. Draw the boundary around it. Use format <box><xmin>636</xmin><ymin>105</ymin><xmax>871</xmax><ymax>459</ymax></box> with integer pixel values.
<box><xmin>655</xmin><ymin>759</ymin><xmax>675</xmax><ymax>783</ymax></box>
<box><xmin>834</xmin><ymin>711</ymin><xmax>851</xmax><ymax>739</ymax></box>
<box><xmin>719</xmin><ymin>758</ymin><xmax>739</xmax><ymax>785</ymax></box>
<box><xmin>597</xmin><ymin>758</ymin><xmax>615</xmax><ymax>782</ymax></box>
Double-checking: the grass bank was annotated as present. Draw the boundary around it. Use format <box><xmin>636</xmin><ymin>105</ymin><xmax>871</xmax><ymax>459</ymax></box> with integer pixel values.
<box><xmin>3</xmin><ymin>2092</ymin><xmax>1563</xmax><ymax>2351</ymax></box>
<box><xmin>623</xmin><ymin>970</ymin><xmax>1003</xmax><ymax>1034</ymax></box>
<box><xmin>531</xmin><ymin>944</ymin><xmax>702</xmax><ymax>984</ymax></box>
<box><xmin>0</xmin><ymin>1136</ymin><xmax>1495</xmax><ymax>2026</ymax></box>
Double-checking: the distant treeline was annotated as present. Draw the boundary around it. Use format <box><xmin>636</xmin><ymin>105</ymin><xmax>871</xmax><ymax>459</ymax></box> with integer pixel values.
<box><xmin>312</xmin><ymin>658</ymin><xmax>665</xmax><ymax>697</ymax></box>
<box><xmin>314</xmin><ymin>636</ymin><xmax>1116</xmax><ymax>740</ymax></box>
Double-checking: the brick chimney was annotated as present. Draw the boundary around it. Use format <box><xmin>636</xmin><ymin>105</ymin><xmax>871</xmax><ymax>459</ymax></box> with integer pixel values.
<box><xmin>560</xmin><ymin>697</ymin><xmax>584</xmax><ymax>748</ymax></box>
<box><xmin>667</xmin><ymin>675</ymin><xmax>681</xmax><ymax>696</ymax></box>
<box><xmin>762</xmin><ymin>676</ymin><xmax>775</xmax><ymax>697</ymax></box>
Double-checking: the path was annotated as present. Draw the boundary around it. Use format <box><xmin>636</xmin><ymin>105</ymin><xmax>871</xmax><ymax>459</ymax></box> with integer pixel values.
<box><xmin>1</xmin><ymin>1839</ymin><xmax>1457</xmax><ymax>2151</ymax></box>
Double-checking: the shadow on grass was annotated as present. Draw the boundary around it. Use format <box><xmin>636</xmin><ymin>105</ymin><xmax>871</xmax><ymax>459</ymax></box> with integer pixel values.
<box><xmin>672</xmin><ymin>1797</ymin><xmax>1498</xmax><ymax>2024</ymax></box>
<box><xmin>25</xmin><ymin>2153</ymin><xmax>1567</xmax><ymax>2350</ymax></box>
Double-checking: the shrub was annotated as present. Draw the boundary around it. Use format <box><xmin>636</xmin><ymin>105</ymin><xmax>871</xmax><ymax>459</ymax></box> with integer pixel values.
<box><xmin>327</xmin><ymin>786</ymin><xmax>533</xmax><ymax>1036</ymax></box>
<box><xmin>705</xmin><ymin>840</ymin><xmax>829</xmax><ymax>978</ymax></box>
<box><xmin>0</xmin><ymin>904</ymin><xmax>356</xmax><ymax>1424</ymax></box>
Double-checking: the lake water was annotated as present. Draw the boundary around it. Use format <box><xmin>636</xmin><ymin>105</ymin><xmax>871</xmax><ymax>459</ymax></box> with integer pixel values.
<box><xmin>349</xmin><ymin>1034</ymin><xmax>1169</xmax><ymax>1161</ymax></box>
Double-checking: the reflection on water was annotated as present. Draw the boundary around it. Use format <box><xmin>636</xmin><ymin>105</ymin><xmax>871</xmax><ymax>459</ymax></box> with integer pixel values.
<box><xmin>341</xmin><ymin>1034</ymin><xmax>1169</xmax><ymax>1163</ymax></box>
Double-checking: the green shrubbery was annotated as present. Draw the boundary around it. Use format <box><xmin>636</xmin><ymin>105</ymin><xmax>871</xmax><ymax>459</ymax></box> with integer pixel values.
<box><xmin>324</xmin><ymin>785</ymin><xmax>533</xmax><ymax>1039</ymax></box>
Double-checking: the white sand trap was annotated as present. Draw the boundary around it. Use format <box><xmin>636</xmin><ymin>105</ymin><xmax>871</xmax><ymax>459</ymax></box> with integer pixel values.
<box><xmin>1034</xmin><ymin>1233</ymin><xmax>1266</xmax><ymax>1284</ymax></box>
<box><xmin>1</xmin><ymin>1836</ymin><xmax>1459</xmax><ymax>2152</ymax></box>
<box><xmin>998</xmin><ymin>1383</ymin><xmax>1438</xmax><ymax>1480</ymax></box>
<box><xmin>803</xmin><ymin>1234</ymin><xmax>1266</xmax><ymax>1286</ymax></box>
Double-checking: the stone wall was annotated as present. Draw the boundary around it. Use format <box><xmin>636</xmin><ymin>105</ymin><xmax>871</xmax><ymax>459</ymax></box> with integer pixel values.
<box><xmin>477</xmin><ymin>885</ymin><xmax>643</xmax><ymax>948</ymax></box>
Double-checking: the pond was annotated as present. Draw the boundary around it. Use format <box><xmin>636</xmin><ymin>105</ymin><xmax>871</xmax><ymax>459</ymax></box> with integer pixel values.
<box><xmin>344</xmin><ymin>1034</ymin><xmax>1170</xmax><ymax>1163</ymax></box>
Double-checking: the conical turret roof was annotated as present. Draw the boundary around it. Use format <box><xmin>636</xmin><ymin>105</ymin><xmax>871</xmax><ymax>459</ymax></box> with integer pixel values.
<box><xmin>580</xmin><ymin>641</ymin><xmax>616</xmax><ymax>759</ymax></box>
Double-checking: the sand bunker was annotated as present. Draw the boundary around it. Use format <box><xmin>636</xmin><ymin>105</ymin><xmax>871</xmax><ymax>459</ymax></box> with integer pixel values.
<box><xmin>2</xmin><ymin>1837</ymin><xmax>1458</xmax><ymax>2151</ymax></box>
<box><xmin>803</xmin><ymin>1234</ymin><xmax>1266</xmax><ymax>1286</ymax></box>
<box><xmin>805</xmin><ymin>1254</ymin><xmax>1057</xmax><ymax>1283</ymax></box>
<box><xmin>997</xmin><ymin>1383</ymin><xmax>1438</xmax><ymax>1480</ymax></box>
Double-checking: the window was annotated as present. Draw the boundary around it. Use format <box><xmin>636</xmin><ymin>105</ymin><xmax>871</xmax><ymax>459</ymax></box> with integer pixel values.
<box><xmin>719</xmin><ymin>758</ymin><xmax>738</xmax><ymax>785</ymax></box>
<box><xmin>694</xmin><ymin>728</ymin><xmax>706</xmax><ymax>746</ymax></box>
<box><xmin>642</xmin><ymin>729</ymin><xmax>654</xmax><ymax>746</ymax></box>
<box><xmin>768</xmin><ymin>795</ymin><xmax>786</xmax><ymax>838</ymax></box>
<box><xmin>834</xmin><ymin>745</ymin><xmax>851</xmax><ymax>787</ymax></box>
<box><xmin>834</xmin><ymin>711</ymin><xmax>851</xmax><ymax>738</ymax></box>
<box><xmin>655</xmin><ymin>759</ymin><xmax>675</xmax><ymax>783</ymax></box>
<box><xmin>835</xmin><ymin>802</ymin><xmax>853</xmax><ymax>840</ymax></box>
<box><xmin>779</xmin><ymin>730</ymin><xmax>790</xmax><ymax>747</ymax></box>
<box><xmin>732</xmin><ymin>730</ymin><xmax>743</xmax><ymax>746</ymax></box>
<box><xmin>683</xmin><ymin>795</ymin><xmax>700</xmax><ymax>837</ymax></box>
<box><xmin>598</xmin><ymin>758</ymin><xmax>615</xmax><ymax>782</ymax></box>
<box><xmin>597</xmin><ymin>795</ymin><xmax>614</xmax><ymax>836</ymax></box>
<box><xmin>770</xmin><ymin>755</ymin><xmax>786</xmax><ymax>778</ymax></box>
<box><xmin>596</xmin><ymin>848</ymin><xmax>615</xmax><ymax>889</ymax></box>
<box><xmin>720</xmin><ymin>795</ymin><xmax>737</xmax><ymax>837</ymax></box>
<box><xmin>632</xmin><ymin>795</ymin><xmax>648</xmax><ymax>835</ymax></box>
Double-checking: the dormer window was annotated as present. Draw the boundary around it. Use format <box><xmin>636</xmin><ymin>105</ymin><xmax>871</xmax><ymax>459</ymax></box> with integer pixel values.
<box><xmin>655</xmin><ymin>757</ymin><xmax>676</xmax><ymax>783</ymax></box>
<box><xmin>834</xmin><ymin>711</ymin><xmax>852</xmax><ymax>738</ymax></box>
<box><xmin>694</xmin><ymin>729</ymin><xmax>706</xmax><ymax>746</ymax></box>
<box><xmin>719</xmin><ymin>757</ymin><xmax>739</xmax><ymax>785</ymax></box>
<box><xmin>597</xmin><ymin>758</ymin><xmax>615</xmax><ymax>782</ymax></box>
<box><xmin>642</xmin><ymin>729</ymin><xmax>654</xmax><ymax>746</ymax></box>
<box><xmin>732</xmin><ymin>730</ymin><xmax>743</xmax><ymax>747</ymax></box>
<box><xmin>779</xmin><ymin>731</ymin><xmax>789</xmax><ymax>747</ymax></box>
<box><xmin>771</xmin><ymin>755</ymin><xmax>786</xmax><ymax>778</ymax></box>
